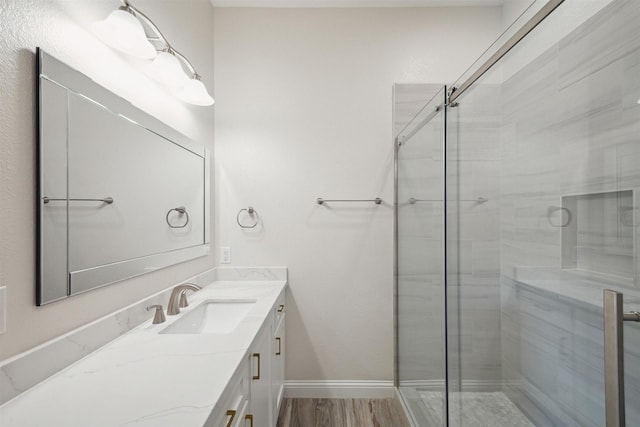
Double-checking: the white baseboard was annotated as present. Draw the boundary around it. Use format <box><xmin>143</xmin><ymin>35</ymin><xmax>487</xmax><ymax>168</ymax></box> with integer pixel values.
<box><xmin>283</xmin><ymin>380</ymin><xmax>395</xmax><ymax>399</ymax></box>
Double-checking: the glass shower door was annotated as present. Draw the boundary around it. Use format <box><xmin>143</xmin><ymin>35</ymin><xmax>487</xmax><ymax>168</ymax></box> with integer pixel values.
<box><xmin>445</xmin><ymin>0</ymin><xmax>640</xmax><ymax>425</ymax></box>
<box><xmin>396</xmin><ymin>86</ymin><xmax>448</xmax><ymax>426</ymax></box>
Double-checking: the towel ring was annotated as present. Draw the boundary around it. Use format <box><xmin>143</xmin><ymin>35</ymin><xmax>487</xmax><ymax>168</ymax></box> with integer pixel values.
<box><xmin>547</xmin><ymin>206</ymin><xmax>571</xmax><ymax>228</ymax></box>
<box><xmin>166</xmin><ymin>206</ymin><xmax>189</xmax><ymax>229</ymax></box>
<box><xmin>237</xmin><ymin>207</ymin><xmax>259</xmax><ymax>229</ymax></box>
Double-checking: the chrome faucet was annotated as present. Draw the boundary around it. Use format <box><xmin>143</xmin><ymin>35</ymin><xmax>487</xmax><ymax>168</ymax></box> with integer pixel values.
<box><xmin>167</xmin><ymin>283</ymin><xmax>202</xmax><ymax>315</ymax></box>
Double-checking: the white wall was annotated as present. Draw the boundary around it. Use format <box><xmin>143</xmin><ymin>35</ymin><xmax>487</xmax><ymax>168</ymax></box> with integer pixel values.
<box><xmin>213</xmin><ymin>7</ymin><xmax>502</xmax><ymax>381</ymax></box>
<box><xmin>0</xmin><ymin>0</ymin><xmax>215</xmax><ymax>360</ymax></box>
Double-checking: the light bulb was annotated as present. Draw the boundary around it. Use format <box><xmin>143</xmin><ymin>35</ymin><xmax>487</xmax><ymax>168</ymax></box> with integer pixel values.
<box><xmin>92</xmin><ymin>9</ymin><xmax>156</xmax><ymax>59</ymax></box>
<box><xmin>180</xmin><ymin>78</ymin><xmax>214</xmax><ymax>106</ymax></box>
<box><xmin>144</xmin><ymin>51</ymin><xmax>189</xmax><ymax>86</ymax></box>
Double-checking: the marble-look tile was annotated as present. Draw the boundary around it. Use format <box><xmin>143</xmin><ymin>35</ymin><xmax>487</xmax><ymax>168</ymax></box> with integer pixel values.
<box><xmin>417</xmin><ymin>391</ymin><xmax>534</xmax><ymax>427</ymax></box>
<box><xmin>393</xmin><ymin>84</ymin><xmax>443</xmax><ymax>139</ymax></box>
<box><xmin>558</xmin><ymin>0</ymin><xmax>640</xmax><ymax>90</ymax></box>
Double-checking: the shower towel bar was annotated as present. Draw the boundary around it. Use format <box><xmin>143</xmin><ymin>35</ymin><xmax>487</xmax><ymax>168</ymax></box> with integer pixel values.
<box><xmin>42</xmin><ymin>196</ymin><xmax>114</xmax><ymax>204</ymax></box>
<box><xmin>317</xmin><ymin>198</ymin><xmax>382</xmax><ymax>205</ymax></box>
<box><xmin>408</xmin><ymin>197</ymin><xmax>487</xmax><ymax>204</ymax></box>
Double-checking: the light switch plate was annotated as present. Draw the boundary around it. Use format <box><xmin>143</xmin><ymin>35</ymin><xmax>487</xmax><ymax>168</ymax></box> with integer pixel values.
<box><xmin>221</xmin><ymin>246</ymin><xmax>231</xmax><ymax>264</ymax></box>
<box><xmin>0</xmin><ymin>286</ymin><xmax>6</xmax><ymax>334</ymax></box>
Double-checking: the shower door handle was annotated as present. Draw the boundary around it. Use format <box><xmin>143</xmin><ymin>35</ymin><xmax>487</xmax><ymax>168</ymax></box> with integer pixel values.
<box><xmin>603</xmin><ymin>290</ymin><xmax>640</xmax><ymax>427</ymax></box>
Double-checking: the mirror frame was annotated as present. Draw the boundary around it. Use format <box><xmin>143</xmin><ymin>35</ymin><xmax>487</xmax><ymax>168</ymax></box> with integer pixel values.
<box><xmin>36</xmin><ymin>48</ymin><xmax>211</xmax><ymax>306</ymax></box>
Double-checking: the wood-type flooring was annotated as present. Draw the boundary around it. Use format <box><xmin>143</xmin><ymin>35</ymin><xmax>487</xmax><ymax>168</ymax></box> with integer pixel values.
<box><xmin>276</xmin><ymin>398</ymin><xmax>411</xmax><ymax>427</ymax></box>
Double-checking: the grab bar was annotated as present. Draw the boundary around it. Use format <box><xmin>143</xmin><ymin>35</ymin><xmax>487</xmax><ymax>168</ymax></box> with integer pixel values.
<box><xmin>317</xmin><ymin>197</ymin><xmax>382</xmax><ymax>205</ymax></box>
<box><xmin>42</xmin><ymin>196</ymin><xmax>114</xmax><ymax>204</ymax></box>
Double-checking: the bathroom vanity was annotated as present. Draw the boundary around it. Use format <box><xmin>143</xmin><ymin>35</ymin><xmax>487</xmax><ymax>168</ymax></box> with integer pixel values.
<box><xmin>0</xmin><ymin>270</ymin><xmax>287</xmax><ymax>427</ymax></box>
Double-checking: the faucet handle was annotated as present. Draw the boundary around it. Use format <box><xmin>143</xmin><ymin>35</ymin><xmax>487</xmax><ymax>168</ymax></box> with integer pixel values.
<box><xmin>179</xmin><ymin>291</ymin><xmax>190</xmax><ymax>308</ymax></box>
<box><xmin>146</xmin><ymin>305</ymin><xmax>166</xmax><ymax>324</ymax></box>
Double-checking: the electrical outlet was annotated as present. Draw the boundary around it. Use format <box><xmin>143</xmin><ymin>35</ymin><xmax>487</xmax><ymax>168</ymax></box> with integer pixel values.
<box><xmin>221</xmin><ymin>246</ymin><xmax>231</xmax><ymax>264</ymax></box>
<box><xmin>0</xmin><ymin>287</ymin><xmax>6</xmax><ymax>334</ymax></box>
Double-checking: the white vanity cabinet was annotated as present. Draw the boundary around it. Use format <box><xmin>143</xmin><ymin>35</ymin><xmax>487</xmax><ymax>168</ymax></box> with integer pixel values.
<box><xmin>249</xmin><ymin>322</ymin><xmax>273</xmax><ymax>426</ymax></box>
<box><xmin>271</xmin><ymin>292</ymin><xmax>286</xmax><ymax>426</ymax></box>
<box><xmin>246</xmin><ymin>289</ymin><xmax>286</xmax><ymax>427</ymax></box>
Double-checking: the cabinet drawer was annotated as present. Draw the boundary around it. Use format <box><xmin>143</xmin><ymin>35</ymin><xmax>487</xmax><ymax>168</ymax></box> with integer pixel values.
<box><xmin>207</xmin><ymin>362</ymin><xmax>249</xmax><ymax>427</ymax></box>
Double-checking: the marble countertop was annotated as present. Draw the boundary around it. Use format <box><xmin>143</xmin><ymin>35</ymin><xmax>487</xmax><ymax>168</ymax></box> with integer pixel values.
<box><xmin>0</xmin><ymin>279</ymin><xmax>287</xmax><ymax>426</ymax></box>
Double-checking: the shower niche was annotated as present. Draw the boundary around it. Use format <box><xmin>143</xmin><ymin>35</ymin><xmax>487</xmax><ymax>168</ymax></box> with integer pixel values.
<box><xmin>561</xmin><ymin>190</ymin><xmax>634</xmax><ymax>282</ymax></box>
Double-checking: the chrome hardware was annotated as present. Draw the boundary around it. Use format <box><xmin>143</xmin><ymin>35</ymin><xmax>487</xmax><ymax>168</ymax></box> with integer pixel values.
<box><xmin>397</xmin><ymin>105</ymin><xmax>442</xmax><ymax>147</ymax></box>
<box><xmin>252</xmin><ymin>353</ymin><xmax>261</xmax><ymax>380</ymax></box>
<box><xmin>547</xmin><ymin>206</ymin><xmax>572</xmax><ymax>227</ymax></box>
<box><xmin>167</xmin><ymin>283</ymin><xmax>201</xmax><ymax>315</ymax></box>
<box><xmin>276</xmin><ymin>337</ymin><xmax>281</xmax><ymax>356</ymax></box>
<box><xmin>408</xmin><ymin>197</ymin><xmax>487</xmax><ymax>204</ymax></box>
<box><xmin>166</xmin><ymin>206</ymin><xmax>189</xmax><ymax>229</ymax></box>
<box><xmin>449</xmin><ymin>0</ymin><xmax>565</xmax><ymax>104</ymax></box>
<box><xmin>237</xmin><ymin>206</ymin><xmax>260</xmax><ymax>229</ymax></box>
<box><xmin>603</xmin><ymin>290</ymin><xmax>640</xmax><ymax>426</ymax></box>
<box><xmin>277</xmin><ymin>304</ymin><xmax>285</xmax><ymax>313</ymax></box>
<box><xmin>42</xmin><ymin>196</ymin><xmax>113</xmax><ymax>204</ymax></box>
<box><xmin>317</xmin><ymin>197</ymin><xmax>382</xmax><ymax>205</ymax></box>
<box><xmin>178</xmin><ymin>292</ymin><xmax>189</xmax><ymax>309</ymax></box>
<box><xmin>146</xmin><ymin>305</ymin><xmax>166</xmax><ymax>324</ymax></box>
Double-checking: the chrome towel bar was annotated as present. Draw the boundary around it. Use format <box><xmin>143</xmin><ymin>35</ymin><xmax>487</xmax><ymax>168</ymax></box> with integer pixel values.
<box><xmin>407</xmin><ymin>197</ymin><xmax>487</xmax><ymax>204</ymax></box>
<box><xmin>42</xmin><ymin>196</ymin><xmax>114</xmax><ymax>204</ymax></box>
<box><xmin>317</xmin><ymin>198</ymin><xmax>382</xmax><ymax>205</ymax></box>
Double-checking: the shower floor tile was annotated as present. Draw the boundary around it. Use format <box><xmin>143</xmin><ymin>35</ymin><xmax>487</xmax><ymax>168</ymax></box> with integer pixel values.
<box><xmin>417</xmin><ymin>391</ymin><xmax>534</xmax><ymax>427</ymax></box>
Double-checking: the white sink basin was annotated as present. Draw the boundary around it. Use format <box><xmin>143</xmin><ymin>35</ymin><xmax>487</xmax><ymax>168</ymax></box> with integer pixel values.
<box><xmin>160</xmin><ymin>300</ymin><xmax>256</xmax><ymax>335</ymax></box>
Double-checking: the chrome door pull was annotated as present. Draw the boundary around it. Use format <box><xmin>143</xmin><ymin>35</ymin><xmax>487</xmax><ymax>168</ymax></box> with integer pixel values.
<box><xmin>603</xmin><ymin>290</ymin><xmax>640</xmax><ymax>427</ymax></box>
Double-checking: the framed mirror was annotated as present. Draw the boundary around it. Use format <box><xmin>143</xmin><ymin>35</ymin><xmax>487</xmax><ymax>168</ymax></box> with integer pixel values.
<box><xmin>37</xmin><ymin>48</ymin><xmax>211</xmax><ymax>306</ymax></box>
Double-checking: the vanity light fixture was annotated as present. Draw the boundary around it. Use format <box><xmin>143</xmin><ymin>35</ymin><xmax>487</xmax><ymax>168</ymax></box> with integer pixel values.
<box><xmin>93</xmin><ymin>0</ymin><xmax>214</xmax><ymax>106</ymax></box>
<box><xmin>92</xmin><ymin>9</ymin><xmax>157</xmax><ymax>59</ymax></box>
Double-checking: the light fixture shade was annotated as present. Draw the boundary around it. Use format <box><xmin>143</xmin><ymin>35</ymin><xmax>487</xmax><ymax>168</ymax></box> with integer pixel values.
<box><xmin>144</xmin><ymin>51</ymin><xmax>189</xmax><ymax>86</ymax></box>
<box><xmin>180</xmin><ymin>79</ymin><xmax>214</xmax><ymax>106</ymax></box>
<box><xmin>92</xmin><ymin>9</ymin><xmax>156</xmax><ymax>59</ymax></box>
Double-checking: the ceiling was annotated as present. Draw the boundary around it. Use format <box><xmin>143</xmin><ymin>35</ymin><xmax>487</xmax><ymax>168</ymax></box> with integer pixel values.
<box><xmin>211</xmin><ymin>0</ymin><xmax>504</xmax><ymax>7</ymax></box>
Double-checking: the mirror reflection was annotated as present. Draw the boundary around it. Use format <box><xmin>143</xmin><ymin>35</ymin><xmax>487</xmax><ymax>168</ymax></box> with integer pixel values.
<box><xmin>37</xmin><ymin>49</ymin><xmax>210</xmax><ymax>305</ymax></box>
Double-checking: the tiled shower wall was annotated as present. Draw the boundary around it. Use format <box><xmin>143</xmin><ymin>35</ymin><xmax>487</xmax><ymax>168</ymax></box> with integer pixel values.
<box><xmin>496</xmin><ymin>0</ymin><xmax>640</xmax><ymax>425</ymax></box>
